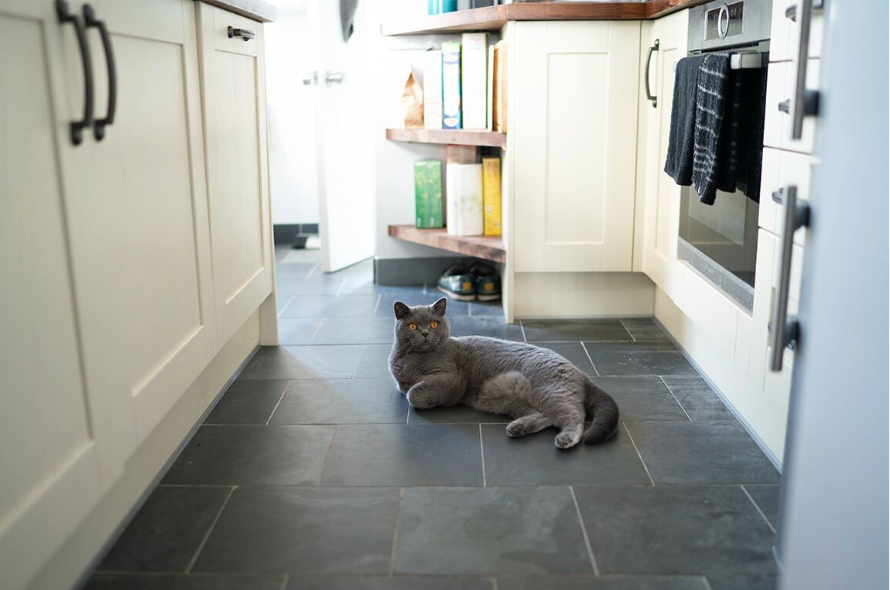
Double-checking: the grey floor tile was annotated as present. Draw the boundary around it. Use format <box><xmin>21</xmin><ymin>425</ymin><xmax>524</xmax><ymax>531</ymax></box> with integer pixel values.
<box><xmin>522</xmin><ymin>320</ymin><xmax>632</xmax><ymax>342</ymax></box>
<box><xmin>481</xmin><ymin>425</ymin><xmax>651</xmax><ymax>486</ymax></box>
<box><xmin>97</xmin><ymin>486</ymin><xmax>231</xmax><ymax>572</ymax></box>
<box><xmin>447</xmin><ymin>316</ymin><xmax>525</xmax><ymax>341</ymax></box>
<box><xmin>408</xmin><ymin>405</ymin><xmax>509</xmax><ymax>424</ymax></box>
<box><xmin>277</xmin><ymin>318</ymin><xmax>323</xmax><ymax>345</ymax></box>
<box><xmin>743</xmin><ymin>485</ymin><xmax>782</xmax><ymax>531</ymax></box>
<box><xmin>277</xmin><ymin>274</ymin><xmax>345</xmax><ymax>296</ymax></box>
<box><xmin>393</xmin><ymin>487</ymin><xmax>592</xmax><ymax>575</ymax></box>
<box><xmin>706</xmin><ymin>575</ymin><xmax>778</xmax><ymax>590</ymax></box>
<box><xmin>625</xmin><ymin>422</ymin><xmax>780</xmax><ymax>485</ymax></box>
<box><xmin>321</xmin><ymin>424</ymin><xmax>483</xmax><ymax>486</ymax></box>
<box><xmin>591</xmin><ymin>377</ymin><xmax>689</xmax><ymax>422</ymax></box>
<box><xmin>583</xmin><ymin>342</ymin><xmax>698</xmax><ymax>377</ymax></box>
<box><xmin>621</xmin><ymin>319</ymin><xmax>672</xmax><ymax>342</ymax></box>
<box><xmin>279</xmin><ymin>294</ymin><xmax>381</xmax><ymax>319</ymax></box>
<box><xmin>470</xmin><ymin>300</ymin><xmax>505</xmax><ymax>316</ymax></box>
<box><xmin>163</xmin><ymin>425</ymin><xmax>334</xmax><ymax>486</ymax></box>
<box><xmin>269</xmin><ymin>379</ymin><xmax>408</xmax><ymax>425</ymax></box>
<box><xmin>379</xmin><ymin>293</ymin><xmax>470</xmax><ymax>317</ymax></box>
<box><xmin>83</xmin><ymin>573</ymin><xmax>286</xmax><ymax>590</ymax></box>
<box><xmin>193</xmin><ymin>487</ymin><xmax>399</xmax><ymax>575</ymax></box>
<box><xmin>341</xmin><ymin>280</ymin><xmax>427</xmax><ymax>297</ymax></box>
<box><xmin>275</xmin><ymin>261</ymin><xmax>317</xmax><ymax>278</ymax></box>
<box><xmin>661</xmin><ymin>377</ymin><xmax>735</xmax><ymax>421</ymax></box>
<box><xmin>498</xmin><ymin>576</ymin><xmax>710</xmax><ymax>590</ymax></box>
<box><xmin>277</xmin><ymin>294</ymin><xmax>294</xmax><ymax>315</ymax></box>
<box><xmin>574</xmin><ymin>485</ymin><xmax>778</xmax><ymax>575</ymax></box>
<box><xmin>239</xmin><ymin>345</ymin><xmax>363</xmax><ymax>380</ymax></box>
<box><xmin>354</xmin><ymin>344</ymin><xmax>396</xmax><ymax>379</ymax></box>
<box><xmin>529</xmin><ymin>342</ymin><xmax>597</xmax><ymax>376</ymax></box>
<box><xmin>311</xmin><ymin>318</ymin><xmax>395</xmax><ymax>345</ymax></box>
<box><xmin>287</xmin><ymin>575</ymin><xmax>494</xmax><ymax>590</ymax></box>
<box><xmin>205</xmin><ymin>379</ymin><xmax>289</xmax><ymax>425</ymax></box>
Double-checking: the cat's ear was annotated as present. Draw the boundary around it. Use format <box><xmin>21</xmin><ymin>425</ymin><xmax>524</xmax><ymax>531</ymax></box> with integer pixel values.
<box><xmin>431</xmin><ymin>297</ymin><xmax>447</xmax><ymax>316</ymax></box>
<box><xmin>394</xmin><ymin>301</ymin><xmax>411</xmax><ymax>320</ymax></box>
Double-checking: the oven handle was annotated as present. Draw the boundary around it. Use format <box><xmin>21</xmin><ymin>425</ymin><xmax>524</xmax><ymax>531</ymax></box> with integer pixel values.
<box><xmin>785</xmin><ymin>0</ymin><xmax>820</xmax><ymax>139</ymax></box>
<box><xmin>645</xmin><ymin>39</ymin><xmax>659</xmax><ymax>108</ymax></box>
<box><xmin>768</xmin><ymin>185</ymin><xmax>810</xmax><ymax>371</ymax></box>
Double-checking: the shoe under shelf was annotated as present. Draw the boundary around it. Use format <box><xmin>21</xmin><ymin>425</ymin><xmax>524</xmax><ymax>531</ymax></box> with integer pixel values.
<box><xmin>387</xmin><ymin>225</ymin><xmax>506</xmax><ymax>264</ymax></box>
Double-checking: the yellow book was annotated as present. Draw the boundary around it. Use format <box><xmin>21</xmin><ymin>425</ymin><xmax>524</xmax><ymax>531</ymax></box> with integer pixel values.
<box><xmin>482</xmin><ymin>156</ymin><xmax>502</xmax><ymax>236</ymax></box>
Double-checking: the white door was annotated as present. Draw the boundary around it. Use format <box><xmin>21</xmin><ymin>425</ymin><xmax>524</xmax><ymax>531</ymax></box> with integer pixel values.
<box><xmin>307</xmin><ymin>0</ymin><xmax>375</xmax><ymax>272</ymax></box>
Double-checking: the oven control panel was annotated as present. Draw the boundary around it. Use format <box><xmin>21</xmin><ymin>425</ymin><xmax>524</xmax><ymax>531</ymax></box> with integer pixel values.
<box><xmin>706</xmin><ymin>1</ymin><xmax>745</xmax><ymax>40</ymax></box>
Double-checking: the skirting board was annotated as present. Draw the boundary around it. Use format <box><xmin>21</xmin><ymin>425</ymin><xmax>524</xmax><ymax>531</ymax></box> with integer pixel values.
<box><xmin>273</xmin><ymin>223</ymin><xmax>319</xmax><ymax>245</ymax></box>
<box><xmin>512</xmin><ymin>272</ymin><xmax>656</xmax><ymax>319</ymax></box>
<box><xmin>32</xmin><ymin>313</ymin><xmax>262</xmax><ymax>590</ymax></box>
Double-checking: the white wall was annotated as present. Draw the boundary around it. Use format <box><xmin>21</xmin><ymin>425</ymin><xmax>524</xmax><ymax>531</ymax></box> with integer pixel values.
<box><xmin>265</xmin><ymin>7</ymin><xmax>320</xmax><ymax>225</ymax></box>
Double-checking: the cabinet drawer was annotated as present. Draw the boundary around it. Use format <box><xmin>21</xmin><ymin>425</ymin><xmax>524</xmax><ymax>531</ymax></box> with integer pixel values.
<box><xmin>758</xmin><ymin>148</ymin><xmax>815</xmax><ymax>249</ymax></box>
<box><xmin>212</xmin><ymin>4</ymin><xmax>259</xmax><ymax>57</ymax></box>
<box><xmin>763</xmin><ymin>58</ymin><xmax>821</xmax><ymax>154</ymax></box>
<box><xmin>769</xmin><ymin>0</ymin><xmax>824</xmax><ymax>62</ymax></box>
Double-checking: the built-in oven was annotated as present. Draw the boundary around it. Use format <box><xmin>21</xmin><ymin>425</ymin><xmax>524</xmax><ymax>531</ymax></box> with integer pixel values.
<box><xmin>679</xmin><ymin>0</ymin><xmax>772</xmax><ymax>312</ymax></box>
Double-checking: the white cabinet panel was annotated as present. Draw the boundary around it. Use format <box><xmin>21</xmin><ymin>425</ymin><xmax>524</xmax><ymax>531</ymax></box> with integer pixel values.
<box><xmin>198</xmin><ymin>3</ymin><xmax>273</xmax><ymax>349</ymax></box>
<box><xmin>639</xmin><ymin>10</ymin><xmax>688</xmax><ymax>302</ymax></box>
<box><xmin>763</xmin><ymin>59</ymin><xmax>821</xmax><ymax>154</ymax></box>
<box><xmin>758</xmin><ymin>148</ymin><xmax>815</xmax><ymax>248</ymax></box>
<box><xmin>769</xmin><ymin>0</ymin><xmax>824</xmax><ymax>62</ymax></box>
<box><xmin>63</xmin><ymin>1</ymin><xmax>215</xmax><ymax>454</ymax></box>
<box><xmin>513</xmin><ymin>21</ymin><xmax>641</xmax><ymax>273</ymax></box>
<box><xmin>0</xmin><ymin>5</ymin><xmax>102</xmax><ymax>588</ymax></box>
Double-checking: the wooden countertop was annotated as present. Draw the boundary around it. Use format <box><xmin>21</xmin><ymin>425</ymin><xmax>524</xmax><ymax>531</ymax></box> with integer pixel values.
<box><xmin>382</xmin><ymin>0</ymin><xmax>708</xmax><ymax>36</ymax></box>
<box><xmin>194</xmin><ymin>0</ymin><xmax>276</xmax><ymax>23</ymax></box>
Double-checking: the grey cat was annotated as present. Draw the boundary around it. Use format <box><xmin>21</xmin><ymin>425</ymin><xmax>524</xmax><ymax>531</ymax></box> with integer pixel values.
<box><xmin>388</xmin><ymin>298</ymin><xmax>619</xmax><ymax>449</ymax></box>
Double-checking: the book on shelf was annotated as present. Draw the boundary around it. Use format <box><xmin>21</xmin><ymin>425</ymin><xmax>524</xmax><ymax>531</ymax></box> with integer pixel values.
<box><xmin>493</xmin><ymin>40</ymin><xmax>507</xmax><ymax>133</ymax></box>
<box><xmin>422</xmin><ymin>49</ymin><xmax>443</xmax><ymax>130</ymax></box>
<box><xmin>441</xmin><ymin>40</ymin><xmax>462</xmax><ymax>129</ymax></box>
<box><xmin>445</xmin><ymin>163</ymin><xmax>484</xmax><ymax>237</ymax></box>
<box><xmin>414</xmin><ymin>160</ymin><xmax>444</xmax><ymax>229</ymax></box>
<box><xmin>461</xmin><ymin>32</ymin><xmax>488</xmax><ymax>131</ymax></box>
<box><xmin>486</xmin><ymin>44</ymin><xmax>495</xmax><ymax>131</ymax></box>
<box><xmin>482</xmin><ymin>156</ymin><xmax>502</xmax><ymax>236</ymax></box>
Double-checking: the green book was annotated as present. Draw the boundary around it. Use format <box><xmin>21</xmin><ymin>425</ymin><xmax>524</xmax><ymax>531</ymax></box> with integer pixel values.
<box><xmin>414</xmin><ymin>160</ymin><xmax>444</xmax><ymax>229</ymax></box>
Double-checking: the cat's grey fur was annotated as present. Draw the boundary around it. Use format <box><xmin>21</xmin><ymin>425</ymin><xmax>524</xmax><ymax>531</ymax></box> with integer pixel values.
<box><xmin>388</xmin><ymin>298</ymin><xmax>619</xmax><ymax>449</ymax></box>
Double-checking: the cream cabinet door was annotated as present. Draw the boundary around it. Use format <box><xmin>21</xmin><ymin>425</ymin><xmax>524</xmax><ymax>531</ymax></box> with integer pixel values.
<box><xmin>62</xmin><ymin>0</ymin><xmax>215</xmax><ymax>459</ymax></box>
<box><xmin>639</xmin><ymin>10</ymin><xmax>688</xmax><ymax>301</ymax></box>
<box><xmin>512</xmin><ymin>21</ymin><xmax>641</xmax><ymax>272</ymax></box>
<box><xmin>0</xmin><ymin>3</ymin><xmax>103</xmax><ymax>588</ymax></box>
<box><xmin>197</xmin><ymin>3</ymin><xmax>273</xmax><ymax>349</ymax></box>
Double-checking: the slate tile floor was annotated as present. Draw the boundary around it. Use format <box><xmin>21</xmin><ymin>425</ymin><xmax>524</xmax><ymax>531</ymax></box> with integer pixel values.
<box><xmin>83</xmin><ymin>248</ymin><xmax>782</xmax><ymax>590</ymax></box>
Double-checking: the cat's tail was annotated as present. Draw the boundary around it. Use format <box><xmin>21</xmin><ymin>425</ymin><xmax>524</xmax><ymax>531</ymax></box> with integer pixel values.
<box><xmin>581</xmin><ymin>379</ymin><xmax>620</xmax><ymax>444</ymax></box>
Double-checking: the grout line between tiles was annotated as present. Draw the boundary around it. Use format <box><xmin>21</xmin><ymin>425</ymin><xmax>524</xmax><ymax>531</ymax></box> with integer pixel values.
<box><xmin>316</xmin><ymin>425</ymin><xmax>338</xmax><ymax>487</ymax></box>
<box><xmin>619</xmin><ymin>319</ymin><xmax>638</xmax><ymax>342</ymax></box>
<box><xmin>388</xmin><ymin>487</ymin><xmax>405</xmax><ymax>576</ymax></box>
<box><xmin>702</xmin><ymin>576</ymin><xmax>715</xmax><ymax>590</ymax></box>
<box><xmin>479</xmin><ymin>424</ymin><xmax>487</xmax><ymax>487</ymax></box>
<box><xmin>279</xmin><ymin>573</ymin><xmax>290</xmax><ymax>590</ymax></box>
<box><xmin>277</xmin><ymin>295</ymin><xmax>295</xmax><ymax>318</ymax></box>
<box><xmin>491</xmin><ymin>576</ymin><xmax>499</xmax><ymax>590</ymax></box>
<box><xmin>351</xmin><ymin>346</ymin><xmax>366</xmax><ymax>379</ymax></box>
<box><xmin>519</xmin><ymin>320</ymin><xmax>527</xmax><ymax>342</ymax></box>
<box><xmin>306</xmin><ymin>317</ymin><xmax>326</xmax><ymax>345</ymax></box>
<box><xmin>185</xmin><ymin>486</ymin><xmax>235</xmax><ymax>574</ymax></box>
<box><xmin>373</xmin><ymin>294</ymin><xmax>383</xmax><ymax>315</ymax></box>
<box><xmin>569</xmin><ymin>486</ymin><xmax>600</xmax><ymax>576</ymax></box>
<box><xmin>265</xmin><ymin>382</ymin><xmax>292</xmax><ymax>425</ymax></box>
<box><xmin>741</xmin><ymin>484</ymin><xmax>777</xmax><ymax>534</ymax></box>
<box><xmin>623</xmin><ymin>423</ymin><xmax>655</xmax><ymax>486</ymax></box>
<box><xmin>659</xmin><ymin>376</ymin><xmax>693</xmax><ymax>421</ymax></box>
<box><xmin>580</xmin><ymin>342</ymin><xmax>600</xmax><ymax>377</ymax></box>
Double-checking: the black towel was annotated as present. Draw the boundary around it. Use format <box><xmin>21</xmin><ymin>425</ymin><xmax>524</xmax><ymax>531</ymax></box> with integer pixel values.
<box><xmin>732</xmin><ymin>66</ymin><xmax>768</xmax><ymax>203</ymax></box>
<box><xmin>664</xmin><ymin>55</ymin><xmax>704</xmax><ymax>186</ymax></box>
<box><xmin>691</xmin><ymin>53</ymin><xmax>731</xmax><ymax>205</ymax></box>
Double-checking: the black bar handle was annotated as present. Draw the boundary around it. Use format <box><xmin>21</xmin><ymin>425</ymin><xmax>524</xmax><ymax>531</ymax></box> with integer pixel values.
<box><xmin>228</xmin><ymin>26</ymin><xmax>256</xmax><ymax>41</ymax></box>
<box><xmin>56</xmin><ymin>0</ymin><xmax>93</xmax><ymax>146</ymax></box>
<box><xmin>645</xmin><ymin>39</ymin><xmax>659</xmax><ymax>108</ymax></box>
<box><xmin>83</xmin><ymin>4</ymin><xmax>116</xmax><ymax>141</ymax></box>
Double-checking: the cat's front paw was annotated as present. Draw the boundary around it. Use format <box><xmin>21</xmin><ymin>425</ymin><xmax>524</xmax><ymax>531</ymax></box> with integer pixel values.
<box><xmin>506</xmin><ymin>421</ymin><xmax>529</xmax><ymax>437</ymax></box>
<box><xmin>407</xmin><ymin>390</ymin><xmax>435</xmax><ymax>409</ymax></box>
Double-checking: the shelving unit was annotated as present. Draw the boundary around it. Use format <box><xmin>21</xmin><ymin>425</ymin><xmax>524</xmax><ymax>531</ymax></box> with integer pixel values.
<box><xmin>387</xmin><ymin>225</ymin><xmax>506</xmax><ymax>264</ymax></box>
<box><xmin>385</xmin><ymin>128</ymin><xmax>506</xmax><ymax>148</ymax></box>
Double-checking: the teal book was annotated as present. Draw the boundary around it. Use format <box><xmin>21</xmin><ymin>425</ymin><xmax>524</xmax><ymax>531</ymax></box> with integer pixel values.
<box><xmin>414</xmin><ymin>160</ymin><xmax>444</xmax><ymax>229</ymax></box>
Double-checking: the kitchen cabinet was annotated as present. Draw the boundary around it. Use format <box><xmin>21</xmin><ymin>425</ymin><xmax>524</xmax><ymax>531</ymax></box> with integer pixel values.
<box><xmin>511</xmin><ymin>20</ymin><xmax>640</xmax><ymax>273</ymax></box>
<box><xmin>638</xmin><ymin>9</ymin><xmax>688</xmax><ymax>301</ymax></box>
<box><xmin>196</xmin><ymin>2</ymin><xmax>274</xmax><ymax>349</ymax></box>
<box><xmin>0</xmin><ymin>1</ymin><xmax>275</xmax><ymax>588</ymax></box>
<box><xmin>0</xmin><ymin>4</ymin><xmax>103</xmax><ymax>587</ymax></box>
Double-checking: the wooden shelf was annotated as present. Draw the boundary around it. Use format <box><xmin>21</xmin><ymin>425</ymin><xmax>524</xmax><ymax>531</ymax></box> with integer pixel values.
<box><xmin>386</xmin><ymin>128</ymin><xmax>506</xmax><ymax>148</ymax></box>
<box><xmin>381</xmin><ymin>1</ymin><xmax>709</xmax><ymax>36</ymax></box>
<box><xmin>388</xmin><ymin>225</ymin><xmax>506</xmax><ymax>264</ymax></box>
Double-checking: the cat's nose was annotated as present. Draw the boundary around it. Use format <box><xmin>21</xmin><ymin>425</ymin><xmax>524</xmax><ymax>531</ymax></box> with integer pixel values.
<box><xmin>420</xmin><ymin>330</ymin><xmax>429</xmax><ymax>337</ymax></box>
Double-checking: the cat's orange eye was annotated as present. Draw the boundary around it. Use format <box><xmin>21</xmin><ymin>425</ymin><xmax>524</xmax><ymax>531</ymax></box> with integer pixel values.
<box><xmin>430</xmin><ymin>321</ymin><xmax>439</xmax><ymax>329</ymax></box>
<box><xmin>408</xmin><ymin>323</ymin><xmax>418</xmax><ymax>331</ymax></box>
